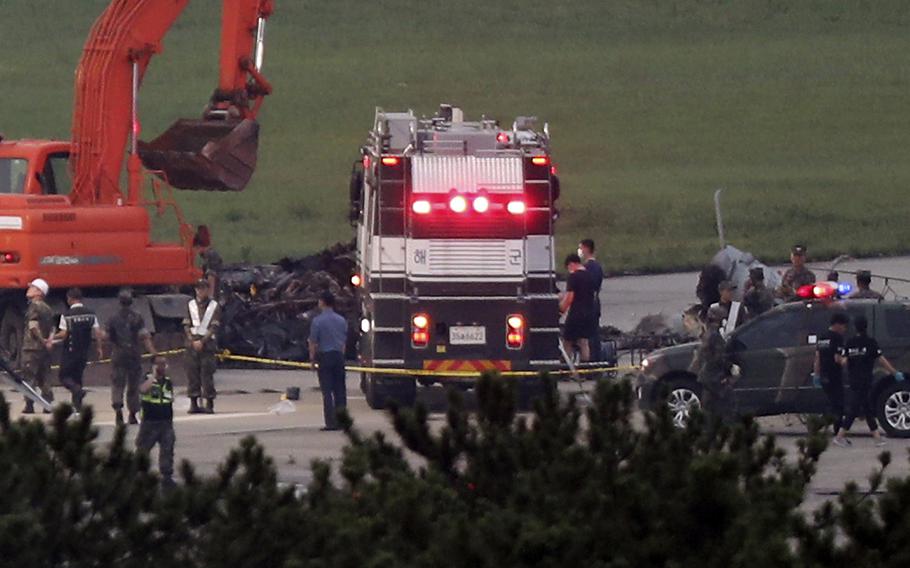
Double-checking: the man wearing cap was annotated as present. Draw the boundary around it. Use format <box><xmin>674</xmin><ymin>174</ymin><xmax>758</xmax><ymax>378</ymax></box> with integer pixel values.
<box><xmin>183</xmin><ymin>279</ymin><xmax>221</xmax><ymax>414</ymax></box>
<box><xmin>106</xmin><ymin>288</ymin><xmax>156</xmax><ymax>425</ymax></box>
<box><xmin>689</xmin><ymin>306</ymin><xmax>733</xmax><ymax>422</ymax></box>
<box><xmin>742</xmin><ymin>267</ymin><xmax>775</xmax><ymax>317</ymax></box>
<box><xmin>777</xmin><ymin>245</ymin><xmax>816</xmax><ymax>302</ymax></box>
<box><xmin>849</xmin><ymin>270</ymin><xmax>883</xmax><ymax>300</ymax></box>
<box><xmin>21</xmin><ymin>278</ymin><xmax>55</xmax><ymax>414</ymax></box>
<box><xmin>708</xmin><ymin>281</ymin><xmax>746</xmax><ymax>332</ymax></box>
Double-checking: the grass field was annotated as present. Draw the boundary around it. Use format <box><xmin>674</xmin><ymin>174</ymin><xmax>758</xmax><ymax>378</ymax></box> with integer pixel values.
<box><xmin>1</xmin><ymin>1</ymin><xmax>909</xmax><ymax>272</ymax></box>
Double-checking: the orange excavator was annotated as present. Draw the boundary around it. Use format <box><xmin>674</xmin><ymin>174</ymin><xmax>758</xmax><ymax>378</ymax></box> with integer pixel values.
<box><xmin>0</xmin><ymin>0</ymin><xmax>274</xmax><ymax>360</ymax></box>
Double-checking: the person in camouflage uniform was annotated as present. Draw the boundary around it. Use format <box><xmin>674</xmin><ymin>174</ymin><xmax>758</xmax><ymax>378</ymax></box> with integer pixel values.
<box><xmin>777</xmin><ymin>244</ymin><xmax>816</xmax><ymax>302</ymax></box>
<box><xmin>183</xmin><ymin>280</ymin><xmax>221</xmax><ymax>414</ymax></box>
<box><xmin>742</xmin><ymin>267</ymin><xmax>775</xmax><ymax>317</ymax></box>
<box><xmin>22</xmin><ymin>278</ymin><xmax>55</xmax><ymax>414</ymax></box>
<box><xmin>689</xmin><ymin>307</ymin><xmax>734</xmax><ymax>421</ymax></box>
<box><xmin>105</xmin><ymin>288</ymin><xmax>156</xmax><ymax>426</ymax></box>
<box><xmin>849</xmin><ymin>270</ymin><xmax>884</xmax><ymax>300</ymax></box>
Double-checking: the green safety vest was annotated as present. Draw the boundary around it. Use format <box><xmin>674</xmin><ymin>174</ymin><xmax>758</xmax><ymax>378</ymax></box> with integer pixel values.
<box><xmin>141</xmin><ymin>376</ymin><xmax>174</xmax><ymax>406</ymax></box>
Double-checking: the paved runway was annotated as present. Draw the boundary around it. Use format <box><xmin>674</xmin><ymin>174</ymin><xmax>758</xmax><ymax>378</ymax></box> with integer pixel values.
<box><xmin>4</xmin><ymin>367</ymin><xmax>908</xmax><ymax>510</ymax></box>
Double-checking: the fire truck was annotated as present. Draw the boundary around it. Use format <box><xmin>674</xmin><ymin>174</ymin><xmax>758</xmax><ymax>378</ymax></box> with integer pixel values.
<box><xmin>350</xmin><ymin>105</ymin><xmax>562</xmax><ymax>408</ymax></box>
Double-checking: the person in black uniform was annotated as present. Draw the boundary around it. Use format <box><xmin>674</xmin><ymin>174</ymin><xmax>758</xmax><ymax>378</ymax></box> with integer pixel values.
<box><xmin>137</xmin><ymin>355</ymin><xmax>176</xmax><ymax>488</ymax></box>
<box><xmin>840</xmin><ymin>315</ymin><xmax>904</xmax><ymax>446</ymax></box>
<box><xmin>52</xmin><ymin>288</ymin><xmax>102</xmax><ymax>411</ymax></box>
<box><xmin>560</xmin><ymin>253</ymin><xmax>595</xmax><ymax>367</ymax></box>
<box><xmin>813</xmin><ymin>312</ymin><xmax>849</xmax><ymax>445</ymax></box>
<box><xmin>578</xmin><ymin>239</ymin><xmax>604</xmax><ymax>363</ymax></box>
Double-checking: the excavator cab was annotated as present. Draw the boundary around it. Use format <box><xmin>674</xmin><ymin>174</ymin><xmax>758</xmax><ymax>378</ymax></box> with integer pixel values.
<box><xmin>138</xmin><ymin>118</ymin><xmax>259</xmax><ymax>191</ymax></box>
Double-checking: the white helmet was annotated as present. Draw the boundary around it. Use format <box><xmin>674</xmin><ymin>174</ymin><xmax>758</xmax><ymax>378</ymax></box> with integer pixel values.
<box><xmin>29</xmin><ymin>278</ymin><xmax>49</xmax><ymax>296</ymax></box>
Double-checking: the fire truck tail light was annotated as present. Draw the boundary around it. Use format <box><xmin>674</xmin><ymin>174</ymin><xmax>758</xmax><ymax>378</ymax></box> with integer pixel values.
<box><xmin>531</xmin><ymin>156</ymin><xmax>549</xmax><ymax>166</ymax></box>
<box><xmin>381</xmin><ymin>156</ymin><xmax>400</xmax><ymax>166</ymax></box>
<box><xmin>350</xmin><ymin>273</ymin><xmax>362</xmax><ymax>287</ymax></box>
<box><xmin>0</xmin><ymin>252</ymin><xmax>19</xmax><ymax>264</ymax></box>
<box><xmin>411</xmin><ymin>313</ymin><xmax>430</xmax><ymax>348</ymax></box>
<box><xmin>507</xmin><ymin>200</ymin><xmax>526</xmax><ymax>215</ymax></box>
<box><xmin>506</xmin><ymin>314</ymin><xmax>524</xmax><ymax>349</ymax></box>
<box><xmin>412</xmin><ymin>200</ymin><xmax>432</xmax><ymax>214</ymax></box>
<box><xmin>449</xmin><ymin>195</ymin><xmax>468</xmax><ymax>213</ymax></box>
<box><xmin>472</xmin><ymin>195</ymin><xmax>490</xmax><ymax>213</ymax></box>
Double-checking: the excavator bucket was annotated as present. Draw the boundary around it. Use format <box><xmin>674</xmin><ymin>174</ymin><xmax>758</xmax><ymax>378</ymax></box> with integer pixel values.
<box><xmin>138</xmin><ymin>118</ymin><xmax>259</xmax><ymax>191</ymax></box>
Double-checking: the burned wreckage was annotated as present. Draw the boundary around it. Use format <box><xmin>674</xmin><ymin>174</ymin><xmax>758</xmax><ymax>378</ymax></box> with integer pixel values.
<box><xmin>217</xmin><ymin>242</ymin><xmax>359</xmax><ymax>362</ymax></box>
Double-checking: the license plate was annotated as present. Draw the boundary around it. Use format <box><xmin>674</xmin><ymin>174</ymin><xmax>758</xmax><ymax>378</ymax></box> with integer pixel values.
<box><xmin>449</xmin><ymin>326</ymin><xmax>486</xmax><ymax>345</ymax></box>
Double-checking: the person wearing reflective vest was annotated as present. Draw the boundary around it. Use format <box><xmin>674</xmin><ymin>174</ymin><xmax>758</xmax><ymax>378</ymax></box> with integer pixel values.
<box><xmin>183</xmin><ymin>279</ymin><xmax>221</xmax><ymax>414</ymax></box>
<box><xmin>137</xmin><ymin>355</ymin><xmax>176</xmax><ymax>488</ymax></box>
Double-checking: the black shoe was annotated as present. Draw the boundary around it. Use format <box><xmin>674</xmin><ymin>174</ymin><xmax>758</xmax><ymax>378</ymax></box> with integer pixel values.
<box><xmin>204</xmin><ymin>399</ymin><xmax>215</xmax><ymax>414</ymax></box>
<box><xmin>23</xmin><ymin>401</ymin><xmax>35</xmax><ymax>415</ymax></box>
<box><xmin>73</xmin><ymin>389</ymin><xmax>85</xmax><ymax>412</ymax></box>
<box><xmin>115</xmin><ymin>410</ymin><xmax>124</xmax><ymax>426</ymax></box>
<box><xmin>188</xmin><ymin>397</ymin><xmax>204</xmax><ymax>414</ymax></box>
<box><xmin>128</xmin><ymin>413</ymin><xmax>139</xmax><ymax>425</ymax></box>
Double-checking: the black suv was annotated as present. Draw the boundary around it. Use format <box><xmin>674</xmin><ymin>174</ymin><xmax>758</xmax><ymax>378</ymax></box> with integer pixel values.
<box><xmin>637</xmin><ymin>299</ymin><xmax>910</xmax><ymax>438</ymax></box>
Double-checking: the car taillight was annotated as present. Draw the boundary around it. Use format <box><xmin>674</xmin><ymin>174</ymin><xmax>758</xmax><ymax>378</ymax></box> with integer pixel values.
<box><xmin>0</xmin><ymin>252</ymin><xmax>20</xmax><ymax>264</ymax></box>
<box><xmin>449</xmin><ymin>195</ymin><xmax>468</xmax><ymax>213</ymax></box>
<box><xmin>412</xmin><ymin>313</ymin><xmax>430</xmax><ymax>348</ymax></box>
<box><xmin>472</xmin><ymin>195</ymin><xmax>490</xmax><ymax>213</ymax></box>
<box><xmin>506</xmin><ymin>314</ymin><xmax>524</xmax><ymax>349</ymax></box>
<box><xmin>506</xmin><ymin>200</ymin><xmax>526</xmax><ymax>215</ymax></box>
<box><xmin>412</xmin><ymin>199</ymin><xmax>432</xmax><ymax>214</ymax></box>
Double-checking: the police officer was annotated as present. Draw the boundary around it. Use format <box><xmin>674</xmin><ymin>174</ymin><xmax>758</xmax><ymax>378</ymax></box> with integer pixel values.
<box><xmin>777</xmin><ymin>245</ymin><xmax>816</xmax><ymax>301</ymax></box>
<box><xmin>52</xmin><ymin>288</ymin><xmax>102</xmax><ymax>411</ymax></box>
<box><xmin>137</xmin><ymin>355</ymin><xmax>176</xmax><ymax>488</ymax></box>
<box><xmin>184</xmin><ymin>279</ymin><xmax>221</xmax><ymax>414</ymax></box>
<box><xmin>308</xmin><ymin>291</ymin><xmax>349</xmax><ymax>431</ymax></box>
<box><xmin>22</xmin><ymin>278</ymin><xmax>54</xmax><ymax>414</ymax></box>
<box><xmin>689</xmin><ymin>307</ymin><xmax>732</xmax><ymax>422</ymax></box>
<box><xmin>106</xmin><ymin>288</ymin><xmax>156</xmax><ymax>426</ymax></box>
<box><xmin>578</xmin><ymin>239</ymin><xmax>604</xmax><ymax>363</ymax></box>
<box><xmin>813</xmin><ymin>312</ymin><xmax>848</xmax><ymax>446</ymax></box>
<box><xmin>849</xmin><ymin>270</ymin><xmax>884</xmax><ymax>300</ymax></box>
<box><xmin>742</xmin><ymin>267</ymin><xmax>775</xmax><ymax>317</ymax></box>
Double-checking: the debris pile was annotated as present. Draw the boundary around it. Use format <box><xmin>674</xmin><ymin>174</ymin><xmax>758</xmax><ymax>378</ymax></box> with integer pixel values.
<box><xmin>217</xmin><ymin>242</ymin><xmax>358</xmax><ymax>362</ymax></box>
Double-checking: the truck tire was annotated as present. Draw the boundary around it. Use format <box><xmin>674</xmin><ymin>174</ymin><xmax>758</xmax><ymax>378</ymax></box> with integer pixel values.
<box><xmin>876</xmin><ymin>382</ymin><xmax>910</xmax><ymax>439</ymax></box>
<box><xmin>516</xmin><ymin>375</ymin><xmax>556</xmax><ymax>411</ymax></box>
<box><xmin>364</xmin><ymin>374</ymin><xmax>417</xmax><ymax>410</ymax></box>
<box><xmin>0</xmin><ymin>305</ymin><xmax>24</xmax><ymax>367</ymax></box>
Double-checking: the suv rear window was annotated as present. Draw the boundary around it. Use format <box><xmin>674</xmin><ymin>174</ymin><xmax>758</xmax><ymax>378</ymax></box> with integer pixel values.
<box><xmin>884</xmin><ymin>307</ymin><xmax>910</xmax><ymax>338</ymax></box>
<box><xmin>733</xmin><ymin>309</ymin><xmax>803</xmax><ymax>350</ymax></box>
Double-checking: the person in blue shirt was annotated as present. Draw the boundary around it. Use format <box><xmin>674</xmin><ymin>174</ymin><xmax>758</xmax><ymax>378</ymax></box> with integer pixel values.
<box><xmin>308</xmin><ymin>291</ymin><xmax>348</xmax><ymax>431</ymax></box>
<box><xmin>578</xmin><ymin>239</ymin><xmax>604</xmax><ymax>362</ymax></box>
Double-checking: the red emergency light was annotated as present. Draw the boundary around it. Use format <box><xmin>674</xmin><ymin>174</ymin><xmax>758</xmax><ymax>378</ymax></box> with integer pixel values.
<box><xmin>449</xmin><ymin>195</ymin><xmax>468</xmax><ymax>213</ymax></box>
<box><xmin>506</xmin><ymin>200</ymin><xmax>526</xmax><ymax>215</ymax></box>
<box><xmin>472</xmin><ymin>195</ymin><xmax>490</xmax><ymax>213</ymax></box>
<box><xmin>506</xmin><ymin>314</ymin><xmax>524</xmax><ymax>349</ymax></box>
<box><xmin>411</xmin><ymin>313</ymin><xmax>430</xmax><ymax>348</ymax></box>
<box><xmin>797</xmin><ymin>281</ymin><xmax>839</xmax><ymax>300</ymax></box>
<box><xmin>531</xmin><ymin>156</ymin><xmax>549</xmax><ymax>166</ymax></box>
<box><xmin>496</xmin><ymin>132</ymin><xmax>510</xmax><ymax>144</ymax></box>
<box><xmin>362</xmin><ymin>155</ymin><xmax>371</xmax><ymax>169</ymax></box>
<box><xmin>0</xmin><ymin>252</ymin><xmax>19</xmax><ymax>264</ymax></box>
<box><xmin>412</xmin><ymin>199</ymin><xmax>432</xmax><ymax>214</ymax></box>
<box><xmin>381</xmin><ymin>156</ymin><xmax>400</xmax><ymax>166</ymax></box>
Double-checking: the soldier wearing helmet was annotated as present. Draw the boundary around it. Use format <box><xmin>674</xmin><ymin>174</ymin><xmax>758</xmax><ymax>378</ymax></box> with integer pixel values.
<box><xmin>21</xmin><ymin>278</ymin><xmax>54</xmax><ymax>414</ymax></box>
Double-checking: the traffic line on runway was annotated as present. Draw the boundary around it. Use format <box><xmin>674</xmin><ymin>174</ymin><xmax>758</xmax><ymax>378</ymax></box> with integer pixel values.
<box><xmin>95</xmin><ymin>411</ymin><xmax>269</xmax><ymax>427</ymax></box>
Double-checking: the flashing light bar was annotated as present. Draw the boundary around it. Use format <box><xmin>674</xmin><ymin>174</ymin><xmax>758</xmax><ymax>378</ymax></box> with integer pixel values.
<box><xmin>797</xmin><ymin>281</ymin><xmax>852</xmax><ymax>300</ymax></box>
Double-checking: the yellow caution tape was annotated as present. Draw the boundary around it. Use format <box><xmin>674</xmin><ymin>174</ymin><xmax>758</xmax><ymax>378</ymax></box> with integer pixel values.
<box><xmin>50</xmin><ymin>349</ymin><xmax>186</xmax><ymax>371</ymax></box>
<box><xmin>216</xmin><ymin>350</ymin><xmax>639</xmax><ymax>378</ymax></box>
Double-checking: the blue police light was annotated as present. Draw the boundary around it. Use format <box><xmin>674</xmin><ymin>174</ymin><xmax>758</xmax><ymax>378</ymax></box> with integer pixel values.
<box><xmin>837</xmin><ymin>282</ymin><xmax>853</xmax><ymax>296</ymax></box>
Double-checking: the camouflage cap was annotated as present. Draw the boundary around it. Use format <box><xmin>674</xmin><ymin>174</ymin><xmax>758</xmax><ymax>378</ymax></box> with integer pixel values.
<box><xmin>791</xmin><ymin>244</ymin><xmax>807</xmax><ymax>256</ymax></box>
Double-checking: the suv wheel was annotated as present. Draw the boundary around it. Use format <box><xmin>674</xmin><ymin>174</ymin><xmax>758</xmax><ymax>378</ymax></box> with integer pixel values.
<box><xmin>665</xmin><ymin>378</ymin><xmax>701</xmax><ymax>429</ymax></box>
<box><xmin>877</xmin><ymin>383</ymin><xmax>910</xmax><ymax>439</ymax></box>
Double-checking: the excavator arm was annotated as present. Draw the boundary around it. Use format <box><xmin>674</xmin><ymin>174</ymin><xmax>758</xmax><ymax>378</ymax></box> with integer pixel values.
<box><xmin>70</xmin><ymin>0</ymin><xmax>274</xmax><ymax>205</ymax></box>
